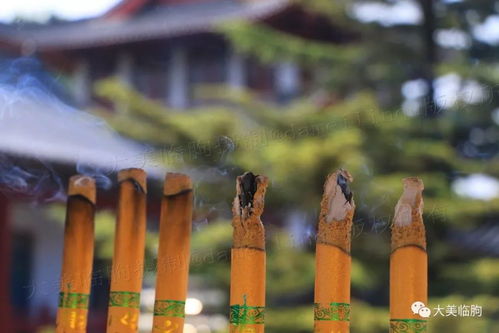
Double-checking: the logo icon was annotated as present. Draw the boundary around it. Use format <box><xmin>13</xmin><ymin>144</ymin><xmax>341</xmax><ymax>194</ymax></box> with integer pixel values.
<box><xmin>411</xmin><ymin>301</ymin><xmax>431</xmax><ymax>318</ymax></box>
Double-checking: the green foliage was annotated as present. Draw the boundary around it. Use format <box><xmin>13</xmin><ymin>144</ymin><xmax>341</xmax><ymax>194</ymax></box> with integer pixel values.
<box><xmin>267</xmin><ymin>232</ymin><xmax>315</xmax><ymax>298</ymax></box>
<box><xmin>438</xmin><ymin>259</ymin><xmax>499</xmax><ymax>296</ymax></box>
<box><xmin>219</xmin><ymin>21</ymin><xmax>361</xmax><ymax>66</ymax></box>
<box><xmin>350</xmin><ymin>299</ymin><xmax>388</xmax><ymax>333</ymax></box>
<box><xmin>265</xmin><ymin>306</ymin><xmax>313</xmax><ymax>333</ymax></box>
<box><xmin>93</xmin><ymin>75</ymin><xmax>499</xmax><ymax>330</ymax></box>
<box><xmin>88</xmin><ymin>0</ymin><xmax>499</xmax><ymax>331</ymax></box>
<box><xmin>190</xmin><ymin>221</ymin><xmax>232</xmax><ymax>287</ymax></box>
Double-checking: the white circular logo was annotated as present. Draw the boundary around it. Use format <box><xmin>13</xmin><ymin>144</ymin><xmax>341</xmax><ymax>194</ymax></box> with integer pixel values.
<box><xmin>418</xmin><ymin>307</ymin><xmax>431</xmax><ymax>318</ymax></box>
<box><xmin>411</xmin><ymin>301</ymin><xmax>425</xmax><ymax>314</ymax></box>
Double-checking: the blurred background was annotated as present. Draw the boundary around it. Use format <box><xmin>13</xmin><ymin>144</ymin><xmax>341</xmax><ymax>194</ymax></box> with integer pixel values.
<box><xmin>0</xmin><ymin>0</ymin><xmax>498</xmax><ymax>332</ymax></box>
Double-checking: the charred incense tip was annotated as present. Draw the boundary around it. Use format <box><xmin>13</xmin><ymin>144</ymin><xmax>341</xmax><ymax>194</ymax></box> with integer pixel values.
<box><xmin>118</xmin><ymin>168</ymin><xmax>147</xmax><ymax>194</ymax></box>
<box><xmin>163</xmin><ymin>172</ymin><xmax>192</xmax><ymax>196</ymax></box>
<box><xmin>317</xmin><ymin>169</ymin><xmax>355</xmax><ymax>253</ymax></box>
<box><xmin>234</xmin><ymin>172</ymin><xmax>269</xmax><ymax>218</ymax></box>
<box><xmin>391</xmin><ymin>177</ymin><xmax>426</xmax><ymax>251</ymax></box>
<box><xmin>238</xmin><ymin>172</ymin><xmax>258</xmax><ymax>212</ymax></box>
<box><xmin>232</xmin><ymin>172</ymin><xmax>268</xmax><ymax>250</ymax></box>
<box><xmin>68</xmin><ymin>175</ymin><xmax>96</xmax><ymax>204</ymax></box>
<box><xmin>323</xmin><ymin>169</ymin><xmax>355</xmax><ymax>223</ymax></box>
<box><xmin>336</xmin><ymin>169</ymin><xmax>354</xmax><ymax>204</ymax></box>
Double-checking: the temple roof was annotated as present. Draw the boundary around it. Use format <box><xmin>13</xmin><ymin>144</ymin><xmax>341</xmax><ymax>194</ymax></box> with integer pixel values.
<box><xmin>0</xmin><ymin>59</ymin><xmax>162</xmax><ymax>177</ymax></box>
<box><xmin>0</xmin><ymin>0</ymin><xmax>290</xmax><ymax>52</ymax></box>
<box><xmin>0</xmin><ymin>86</ymin><xmax>163</xmax><ymax>177</ymax></box>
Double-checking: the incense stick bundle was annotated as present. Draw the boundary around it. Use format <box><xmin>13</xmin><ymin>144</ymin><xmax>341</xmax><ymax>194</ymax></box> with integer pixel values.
<box><xmin>56</xmin><ymin>175</ymin><xmax>96</xmax><ymax>333</ymax></box>
<box><xmin>152</xmin><ymin>173</ymin><xmax>193</xmax><ymax>333</ymax></box>
<box><xmin>230</xmin><ymin>172</ymin><xmax>268</xmax><ymax>333</ymax></box>
<box><xmin>107</xmin><ymin>169</ymin><xmax>147</xmax><ymax>332</ymax></box>
<box><xmin>314</xmin><ymin>170</ymin><xmax>355</xmax><ymax>333</ymax></box>
<box><xmin>390</xmin><ymin>178</ymin><xmax>427</xmax><ymax>332</ymax></box>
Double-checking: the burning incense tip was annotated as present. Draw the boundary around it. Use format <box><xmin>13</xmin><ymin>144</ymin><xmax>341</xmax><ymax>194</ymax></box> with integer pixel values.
<box><xmin>230</xmin><ymin>172</ymin><xmax>267</xmax><ymax>332</ymax></box>
<box><xmin>232</xmin><ymin>172</ymin><xmax>268</xmax><ymax>250</ymax></box>
<box><xmin>314</xmin><ymin>170</ymin><xmax>355</xmax><ymax>331</ymax></box>
<box><xmin>234</xmin><ymin>172</ymin><xmax>268</xmax><ymax>219</ymax></box>
<box><xmin>117</xmin><ymin>168</ymin><xmax>147</xmax><ymax>193</ymax></box>
<box><xmin>163</xmin><ymin>172</ymin><xmax>193</xmax><ymax>196</ymax></box>
<box><xmin>317</xmin><ymin>169</ymin><xmax>355</xmax><ymax>253</ymax></box>
<box><xmin>337</xmin><ymin>172</ymin><xmax>353</xmax><ymax>204</ymax></box>
<box><xmin>392</xmin><ymin>177</ymin><xmax>426</xmax><ymax>251</ymax></box>
<box><xmin>324</xmin><ymin>169</ymin><xmax>354</xmax><ymax>223</ymax></box>
<box><xmin>68</xmin><ymin>175</ymin><xmax>96</xmax><ymax>204</ymax></box>
<box><xmin>238</xmin><ymin>171</ymin><xmax>258</xmax><ymax>212</ymax></box>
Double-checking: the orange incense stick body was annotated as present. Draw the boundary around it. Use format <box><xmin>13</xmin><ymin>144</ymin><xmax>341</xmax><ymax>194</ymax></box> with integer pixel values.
<box><xmin>152</xmin><ymin>173</ymin><xmax>193</xmax><ymax>333</ymax></box>
<box><xmin>230</xmin><ymin>172</ymin><xmax>268</xmax><ymax>333</ymax></box>
<box><xmin>390</xmin><ymin>178</ymin><xmax>428</xmax><ymax>333</ymax></box>
<box><xmin>314</xmin><ymin>170</ymin><xmax>355</xmax><ymax>333</ymax></box>
<box><xmin>56</xmin><ymin>175</ymin><xmax>96</xmax><ymax>333</ymax></box>
<box><xmin>107</xmin><ymin>169</ymin><xmax>147</xmax><ymax>333</ymax></box>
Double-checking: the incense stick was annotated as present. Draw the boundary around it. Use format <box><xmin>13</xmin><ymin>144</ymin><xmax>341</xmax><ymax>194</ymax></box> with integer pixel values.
<box><xmin>152</xmin><ymin>173</ymin><xmax>193</xmax><ymax>333</ymax></box>
<box><xmin>390</xmin><ymin>177</ymin><xmax>427</xmax><ymax>333</ymax></box>
<box><xmin>107</xmin><ymin>169</ymin><xmax>147</xmax><ymax>332</ymax></box>
<box><xmin>314</xmin><ymin>170</ymin><xmax>355</xmax><ymax>333</ymax></box>
<box><xmin>56</xmin><ymin>175</ymin><xmax>96</xmax><ymax>333</ymax></box>
<box><xmin>230</xmin><ymin>172</ymin><xmax>268</xmax><ymax>333</ymax></box>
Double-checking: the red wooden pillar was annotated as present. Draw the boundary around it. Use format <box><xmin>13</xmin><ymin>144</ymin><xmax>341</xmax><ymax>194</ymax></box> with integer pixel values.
<box><xmin>0</xmin><ymin>195</ymin><xmax>12</xmax><ymax>332</ymax></box>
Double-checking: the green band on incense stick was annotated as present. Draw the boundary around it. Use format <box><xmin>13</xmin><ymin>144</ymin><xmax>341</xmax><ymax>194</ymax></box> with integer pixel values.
<box><xmin>153</xmin><ymin>300</ymin><xmax>186</xmax><ymax>318</ymax></box>
<box><xmin>314</xmin><ymin>302</ymin><xmax>350</xmax><ymax>322</ymax></box>
<box><xmin>58</xmin><ymin>292</ymin><xmax>90</xmax><ymax>309</ymax></box>
<box><xmin>390</xmin><ymin>319</ymin><xmax>427</xmax><ymax>333</ymax></box>
<box><xmin>108</xmin><ymin>291</ymin><xmax>141</xmax><ymax>308</ymax></box>
<box><xmin>230</xmin><ymin>296</ymin><xmax>265</xmax><ymax>325</ymax></box>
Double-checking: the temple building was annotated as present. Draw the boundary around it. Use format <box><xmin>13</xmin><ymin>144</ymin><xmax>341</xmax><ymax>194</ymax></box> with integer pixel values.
<box><xmin>0</xmin><ymin>0</ymin><xmax>351</xmax><ymax>331</ymax></box>
<box><xmin>0</xmin><ymin>0</ymin><xmax>350</xmax><ymax>109</ymax></box>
